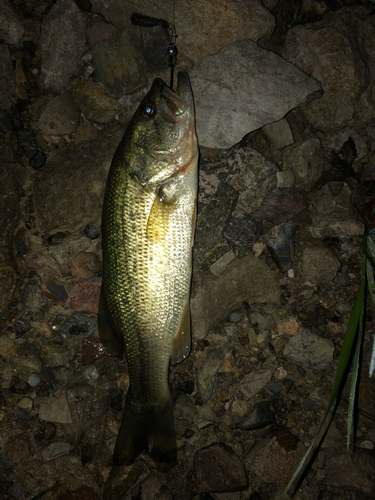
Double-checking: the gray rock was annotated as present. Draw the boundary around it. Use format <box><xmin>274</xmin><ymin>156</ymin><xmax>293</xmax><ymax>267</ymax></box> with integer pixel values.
<box><xmin>197</xmin><ymin>349</ymin><xmax>224</xmax><ymax>403</ymax></box>
<box><xmin>239</xmin><ymin>369</ymin><xmax>272</xmax><ymax>400</ymax></box>
<box><xmin>37</xmin><ymin>337</ymin><xmax>75</xmax><ymax>368</ymax></box>
<box><xmin>263</xmin><ymin>223</ymin><xmax>294</xmax><ymax>273</ymax></box>
<box><xmin>283</xmin><ymin>327</ymin><xmax>334</xmax><ymax>370</ymax></box>
<box><xmin>39</xmin><ymin>393</ymin><xmax>73</xmax><ymax>424</ymax></box>
<box><xmin>90</xmin><ymin>0</ymin><xmax>275</xmax><ymax>67</ymax></box>
<box><xmin>0</xmin><ymin>44</ymin><xmax>15</xmax><ymax>107</ymax></box>
<box><xmin>237</xmin><ymin>401</ymin><xmax>275</xmax><ymax>430</ymax></box>
<box><xmin>191</xmin><ymin>252</ymin><xmax>280</xmax><ymax>340</ymax></box>
<box><xmin>283</xmin><ymin>7</ymin><xmax>375</xmax><ymax>131</ymax></box>
<box><xmin>209</xmin><ymin>250</ymin><xmax>237</xmax><ymax>276</ymax></box>
<box><xmin>228</xmin><ymin>310</ymin><xmax>242</xmax><ymax>323</ymax></box>
<box><xmin>333</xmin><ymin>272</ymin><xmax>351</xmax><ymax>285</ymax></box>
<box><xmin>7</xmin><ymin>483</ymin><xmax>23</xmax><ymax>499</ymax></box>
<box><xmin>199</xmin><ymin>147</ymin><xmax>279</xmax><ymax>215</ymax></box>
<box><xmin>302</xmin><ymin>241</ymin><xmax>341</xmax><ymax>285</ymax></box>
<box><xmin>249</xmin><ymin>312</ymin><xmax>275</xmax><ymax>331</ymax></box>
<box><xmin>262</xmin><ymin>119</ymin><xmax>295</xmax><ymax>151</ymax></box>
<box><xmin>39</xmin><ymin>0</ymin><xmax>87</xmax><ymax>94</ymax></box>
<box><xmin>59</xmin><ymin>312</ymin><xmax>97</xmax><ymax>338</ymax></box>
<box><xmin>28</xmin><ymin>373</ymin><xmax>41</xmax><ymax>388</ymax></box>
<box><xmin>0</xmin><ymin>0</ymin><xmax>24</xmax><ymax>44</ymax></box>
<box><xmin>276</xmin><ymin>169</ymin><xmax>295</xmax><ymax>188</ymax></box>
<box><xmin>92</xmin><ymin>26</ymin><xmax>147</xmax><ymax>97</ymax></box>
<box><xmin>223</xmin><ymin>208</ymin><xmax>263</xmax><ymax>255</ymax></box>
<box><xmin>48</xmin><ymin>234</ymin><xmax>92</xmax><ymax>269</ymax></box>
<box><xmin>41</xmin><ymin>441</ymin><xmax>71</xmax><ymax>461</ymax></box>
<box><xmin>282</xmin><ymin>138</ymin><xmax>324</xmax><ymax>191</ymax></box>
<box><xmin>84</xmin><ymin>224</ymin><xmax>99</xmax><ymax>240</ymax></box>
<box><xmin>190</xmin><ymin>39</ymin><xmax>322</xmax><ymax>148</ymax></box>
<box><xmin>266</xmin><ymin>380</ymin><xmax>282</xmax><ymax>394</ymax></box>
<box><xmin>64</xmin><ymin>372</ymin><xmax>110</xmax><ymax>449</ymax></box>
<box><xmin>303</xmin><ymin>398</ymin><xmax>314</xmax><ymax>411</ymax></box>
<box><xmin>308</xmin><ymin>181</ymin><xmax>364</xmax><ymax>241</ymax></box>
<box><xmin>39</xmin><ymin>92</ymin><xmax>81</xmax><ymax>136</ymax></box>
<box><xmin>33</xmin><ymin>123</ymin><xmax>123</xmax><ymax>233</ymax></box>
<box><xmin>19</xmin><ymin>276</ymin><xmax>44</xmax><ymax>313</ymax></box>
<box><xmin>194</xmin><ymin>182</ymin><xmax>238</xmax><ymax>271</ymax></box>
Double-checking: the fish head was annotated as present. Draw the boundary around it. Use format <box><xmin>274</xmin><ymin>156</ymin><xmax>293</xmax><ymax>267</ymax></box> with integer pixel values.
<box><xmin>125</xmin><ymin>72</ymin><xmax>197</xmax><ymax>186</ymax></box>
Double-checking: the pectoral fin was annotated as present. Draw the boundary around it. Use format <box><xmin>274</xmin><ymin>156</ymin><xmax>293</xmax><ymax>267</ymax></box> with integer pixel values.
<box><xmin>98</xmin><ymin>284</ymin><xmax>124</xmax><ymax>359</ymax></box>
<box><xmin>146</xmin><ymin>190</ymin><xmax>176</xmax><ymax>244</ymax></box>
<box><xmin>171</xmin><ymin>300</ymin><xmax>191</xmax><ymax>364</ymax></box>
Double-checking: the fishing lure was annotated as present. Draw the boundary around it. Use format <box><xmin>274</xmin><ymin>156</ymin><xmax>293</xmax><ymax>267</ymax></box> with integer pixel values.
<box><xmin>130</xmin><ymin>5</ymin><xmax>178</xmax><ymax>89</ymax></box>
<box><xmin>131</xmin><ymin>13</ymin><xmax>169</xmax><ymax>29</ymax></box>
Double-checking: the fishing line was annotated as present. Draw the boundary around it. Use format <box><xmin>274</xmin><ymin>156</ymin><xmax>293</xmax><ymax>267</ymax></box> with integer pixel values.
<box><xmin>130</xmin><ymin>0</ymin><xmax>178</xmax><ymax>90</ymax></box>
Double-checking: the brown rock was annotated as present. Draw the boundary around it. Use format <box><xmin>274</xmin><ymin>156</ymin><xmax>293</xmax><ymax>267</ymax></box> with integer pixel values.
<box><xmin>283</xmin><ymin>327</ymin><xmax>334</xmax><ymax>370</ymax></box>
<box><xmin>92</xmin><ymin>26</ymin><xmax>148</xmax><ymax>97</ymax></box>
<box><xmin>0</xmin><ymin>44</ymin><xmax>15</xmax><ymax>106</ymax></box>
<box><xmin>70</xmin><ymin>252</ymin><xmax>101</xmax><ymax>279</ymax></box>
<box><xmin>246</xmin><ymin>427</ymin><xmax>306</xmax><ymax>486</ymax></box>
<box><xmin>324</xmin><ymin>449</ymin><xmax>375</xmax><ymax>495</ymax></box>
<box><xmin>251</xmin><ymin>187</ymin><xmax>307</xmax><ymax>225</ymax></box>
<box><xmin>6</xmin><ymin>437</ymin><xmax>30</xmax><ymax>463</ymax></box>
<box><xmin>39</xmin><ymin>0</ymin><xmax>87</xmax><ymax>94</ymax></box>
<box><xmin>67</xmin><ymin>277</ymin><xmax>101</xmax><ymax>314</ymax></box>
<box><xmin>283</xmin><ymin>7</ymin><xmax>375</xmax><ymax>131</ymax></box>
<box><xmin>308</xmin><ymin>181</ymin><xmax>364</xmax><ymax>242</ymax></box>
<box><xmin>0</xmin><ymin>0</ymin><xmax>24</xmax><ymax>44</ymax></box>
<box><xmin>102</xmin><ymin>460</ymin><xmax>149</xmax><ymax>500</ymax></box>
<box><xmin>302</xmin><ymin>241</ymin><xmax>341</xmax><ymax>285</ymax></box>
<box><xmin>90</xmin><ymin>0</ymin><xmax>275</xmax><ymax>68</ymax></box>
<box><xmin>68</xmin><ymin>80</ymin><xmax>118</xmax><ymax>124</ymax></box>
<box><xmin>33</xmin><ymin>123</ymin><xmax>123</xmax><ymax>233</ymax></box>
<box><xmin>82</xmin><ymin>336</ymin><xmax>107</xmax><ymax>365</ymax></box>
<box><xmin>39</xmin><ymin>92</ymin><xmax>81</xmax><ymax>136</ymax></box>
<box><xmin>194</xmin><ymin>443</ymin><xmax>248</xmax><ymax>493</ymax></box>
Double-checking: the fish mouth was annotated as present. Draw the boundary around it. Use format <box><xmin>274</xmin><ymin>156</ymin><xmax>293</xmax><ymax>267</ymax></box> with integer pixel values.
<box><xmin>159</xmin><ymin>72</ymin><xmax>194</xmax><ymax>124</ymax></box>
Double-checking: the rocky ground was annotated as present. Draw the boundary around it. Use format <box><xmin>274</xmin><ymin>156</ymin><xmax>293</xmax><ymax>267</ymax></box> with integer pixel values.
<box><xmin>1</xmin><ymin>0</ymin><xmax>375</xmax><ymax>499</ymax></box>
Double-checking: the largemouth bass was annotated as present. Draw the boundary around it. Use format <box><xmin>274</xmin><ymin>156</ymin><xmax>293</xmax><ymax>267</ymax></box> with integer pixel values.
<box><xmin>99</xmin><ymin>72</ymin><xmax>198</xmax><ymax>465</ymax></box>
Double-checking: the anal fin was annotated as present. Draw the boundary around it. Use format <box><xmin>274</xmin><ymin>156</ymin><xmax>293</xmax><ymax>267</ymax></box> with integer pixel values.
<box><xmin>171</xmin><ymin>300</ymin><xmax>191</xmax><ymax>364</ymax></box>
<box><xmin>98</xmin><ymin>284</ymin><xmax>124</xmax><ymax>359</ymax></box>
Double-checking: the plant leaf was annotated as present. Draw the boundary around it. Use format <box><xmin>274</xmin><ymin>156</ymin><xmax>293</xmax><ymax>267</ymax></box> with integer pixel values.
<box><xmin>283</xmin><ymin>275</ymin><xmax>366</xmax><ymax>495</ymax></box>
<box><xmin>347</xmin><ymin>302</ymin><xmax>363</xmax><ymax>449</ymax></box>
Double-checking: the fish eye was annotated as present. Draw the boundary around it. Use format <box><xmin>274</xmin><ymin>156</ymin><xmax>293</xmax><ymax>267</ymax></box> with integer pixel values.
<box><xmin>141</xmin><ymin>103</ymin><xmax>154</xmax><ymax>119</ymax></box>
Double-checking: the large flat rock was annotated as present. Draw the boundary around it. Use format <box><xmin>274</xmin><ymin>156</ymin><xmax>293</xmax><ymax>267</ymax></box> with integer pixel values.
<box><xmin>189</xmin><ymin>39</ymin><xmax>323</xmax><ymax>148</ymax></box>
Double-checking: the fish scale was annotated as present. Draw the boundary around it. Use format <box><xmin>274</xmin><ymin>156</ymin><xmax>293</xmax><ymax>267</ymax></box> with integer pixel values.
<box><xmin>99</xmin><ymin>72</ymin><xmax>198</xmax><ymax>465</ymax></box>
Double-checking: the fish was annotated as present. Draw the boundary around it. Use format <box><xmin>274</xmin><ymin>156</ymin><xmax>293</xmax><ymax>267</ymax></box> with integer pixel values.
<box><xmin>98</xmin><ymin>72</ymin><xmax>198</xmax><ymax>466</ymax></box>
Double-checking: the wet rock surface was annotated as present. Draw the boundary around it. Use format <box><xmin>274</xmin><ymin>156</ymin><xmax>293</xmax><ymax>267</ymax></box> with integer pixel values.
<box><xmin>1</xmin><ymin>0</ymin><xmax>375</xmax><ymax>499</ymax></box>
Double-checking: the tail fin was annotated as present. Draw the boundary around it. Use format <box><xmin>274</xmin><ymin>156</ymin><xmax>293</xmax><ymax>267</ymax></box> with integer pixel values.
<box><xmin>113</xmin><ymin>395</ymin><xmax>177</xmax><ymax>466</ymax></box>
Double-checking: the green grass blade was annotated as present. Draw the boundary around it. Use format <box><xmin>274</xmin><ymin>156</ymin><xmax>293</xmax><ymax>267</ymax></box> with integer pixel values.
<box><xmin>366</xmin><ymin>237</ymin><xmax>375</xmax><ymax>378</ymax></box>
<box><xmin>283</xmin><ymin>275</ymin><xmax>366</xmax><ymax>496</ymax></box>
<box><xmin>370</xmin><ymin>335</ymin><xmax>375</xmax><ymax>378</ymax></box>
<box><xmin>367</xmin><ymin>235</ymin><xmax>375</xmax><ymax>263</ymax></box>
<box><xmin>347</xmin><ymin>302</ymin><xmax>363</xmax><ymax>449</ymax></box>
